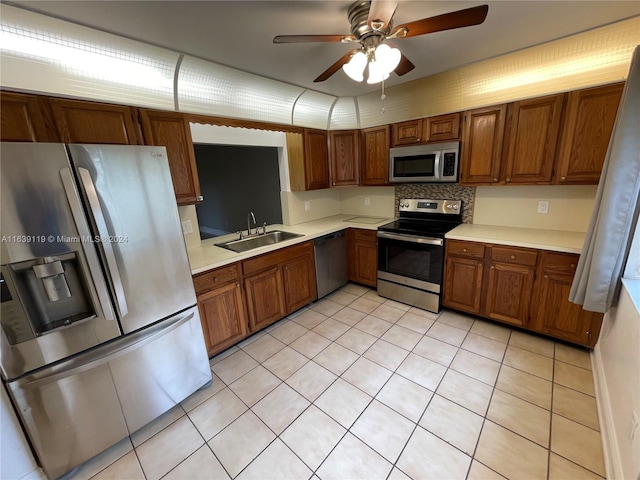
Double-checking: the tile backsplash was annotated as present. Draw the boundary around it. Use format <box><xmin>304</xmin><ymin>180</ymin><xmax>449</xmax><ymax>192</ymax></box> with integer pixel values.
<box><xmin>394</xmin><ymin>184</ymin><xmax>475</xmax><ymax>223</ymax></box>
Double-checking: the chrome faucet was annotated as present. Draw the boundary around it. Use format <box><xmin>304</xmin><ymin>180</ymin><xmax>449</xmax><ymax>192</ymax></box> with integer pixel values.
<box><xmin>247</xmin><ymin>211</ymin><xmax>256</xmax><ymax>236</ymax></box>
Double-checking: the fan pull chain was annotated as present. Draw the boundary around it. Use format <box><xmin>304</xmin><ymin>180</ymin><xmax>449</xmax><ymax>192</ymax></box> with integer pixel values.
<box><xmin>380</xmin><ymin>81</ymin><xmax>386</xmax><ymax>114</ymax></box>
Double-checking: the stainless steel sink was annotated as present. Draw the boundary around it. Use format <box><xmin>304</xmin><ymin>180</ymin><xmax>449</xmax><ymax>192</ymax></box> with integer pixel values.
<box><xmin>216</xmin><ymin>230</ymin><xmax>303</xmax><ymax>253</ymax></box>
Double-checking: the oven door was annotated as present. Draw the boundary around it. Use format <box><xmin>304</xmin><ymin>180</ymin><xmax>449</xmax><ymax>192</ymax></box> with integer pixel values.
<box><xmin>377</xmin><ymin>231</ymin><xmax>444</xmax><ymax>312</ymax></box>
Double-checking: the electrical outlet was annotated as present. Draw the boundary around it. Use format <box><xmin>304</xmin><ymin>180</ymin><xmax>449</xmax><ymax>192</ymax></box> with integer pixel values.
<box><xmin>537</xmin><ymin>200</ymin><xmax>549</xmax><ymax>214</ymax></box>
<box><xmin>304</xmin><ymin>201</ymin><xmax>311</xmax><ymax>211</ymax></box>
<box><xmin>364</xmin><ymin>196</ymin><xmax>371</xmax><ymax>206</ymax></box>
<box><xmin>181</xmin><ymin>220</ymin><xmax>193</xmax><ymax>234</ymax></box>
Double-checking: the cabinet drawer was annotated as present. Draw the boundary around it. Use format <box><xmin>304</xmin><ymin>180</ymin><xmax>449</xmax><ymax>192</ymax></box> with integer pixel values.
<box><xmin>242</xmin><ymin>241</ymin><xmax>313</xmax><ymax>276</ymax></box>
<box><xmin>540</xmin><ymin>252</ymin><xmax>579</xmax><ymax>275</ymax></box>
<box><xmin>351</xmin><ymin>229</ymin><xmax>377</xmax><ymax>243</ymax></box>
<box><xmin>193</xmin><ymin>263</ymin><xmax>239</xmax><ymax>294</ymax></box>
<box><xmin>490</xmin><ymin>246</ymin><xmax>538</xmax><ymax>266</ymax></box>
<box><xmin>447</xmin><ymin>240</ymin><xmax>485</xmax><ymax>259</ymax></box>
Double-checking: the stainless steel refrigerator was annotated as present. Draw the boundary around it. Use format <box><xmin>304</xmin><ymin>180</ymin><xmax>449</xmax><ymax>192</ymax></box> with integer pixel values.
<box><xmin>0</xmin><ymin>143</ymin><xmax>212</xmax><ymax>479</ymax></box>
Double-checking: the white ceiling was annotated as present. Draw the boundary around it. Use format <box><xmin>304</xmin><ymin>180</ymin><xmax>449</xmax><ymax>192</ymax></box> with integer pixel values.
<box><xmin>6</xmin><ymin>1</ymin><xmax>640</xmax><ymax>97</ymax></box>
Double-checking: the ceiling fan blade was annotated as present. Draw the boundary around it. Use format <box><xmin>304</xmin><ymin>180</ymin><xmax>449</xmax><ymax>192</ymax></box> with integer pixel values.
<box><xmin>368</xmin><ymin>0</ymin><xmax>398</xmax><ymax>30</ymax></box>
<box><xmin>391</xmin><ymin>4</ymin><xmax>489</xmax><ymax>38</ymax></box>
<box><xmin>273</xmin><ymin>34</ymin><xmax>355</xmax><ymax>44</ymax></box>
<box><xmin>314</xmin><ymin>49</ymin><xmax>360</xmax><ymax>82</ymax></box>
<box><xmin>394</xmin><ymin>53</ymin><xmax>415</xmax><ymax>76</ymax></box>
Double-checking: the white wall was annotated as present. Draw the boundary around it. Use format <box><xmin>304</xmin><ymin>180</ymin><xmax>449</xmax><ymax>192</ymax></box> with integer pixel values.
<box><xmin>473</xmin><ymin>185</ymin><xmax>597</xmax><ymax>232</ymax></box>
<box><xmin>592</xmin><ymin>280</ymin><xmax>640</xmax><ymax>480</ymax></box>
<box><xmin>1</xmin><ymin>387</ymin><xmax>45</xmax><ymax>480</ymax></box>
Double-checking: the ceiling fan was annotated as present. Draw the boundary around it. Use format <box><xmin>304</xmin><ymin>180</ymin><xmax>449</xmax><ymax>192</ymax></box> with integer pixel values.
<box><xmin>273</xmin><ymin>1</ymin><xmax>489</xmax><ymax>84</ymax></box>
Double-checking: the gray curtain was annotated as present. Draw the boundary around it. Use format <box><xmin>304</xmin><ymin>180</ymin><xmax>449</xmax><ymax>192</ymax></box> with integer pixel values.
<box><xmin>570</xmin><ymin>45</ymin><xmax>640</xmax><ymax>313</ymax></box>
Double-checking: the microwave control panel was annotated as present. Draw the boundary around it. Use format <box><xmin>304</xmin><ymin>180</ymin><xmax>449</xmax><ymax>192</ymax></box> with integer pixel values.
<box><xmin>442</xmin><ymin>152</ymin><xmax>457</xmax><ymax>177</ymax></box>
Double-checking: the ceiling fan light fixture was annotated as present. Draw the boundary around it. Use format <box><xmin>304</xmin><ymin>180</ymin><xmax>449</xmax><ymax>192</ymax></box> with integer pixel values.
<box><xmin>375</xmin><ymin>44</ymin><xmax>401</xmax><ymax>73</ymax></box>
<box><xmin>342</xmin><ymin>50</ymin><xmax>367</xmax><ymax>82</ymax></box>
<box><xmin>366</xmin><ymin>58</ymin><xmax>390</xmax><ymax>84</ymax></box>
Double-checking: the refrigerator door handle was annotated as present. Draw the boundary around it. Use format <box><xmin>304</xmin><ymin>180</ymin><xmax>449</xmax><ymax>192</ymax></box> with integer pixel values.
<box><xmin>77</xmin><ymin>167</ymin><xmax>129</xmax><ymax>318</ymax></box>
<box><xmin>16</xmin><ymin>310</ymin><xmax>195</xmax><ymax>390</ymax></box>
<box><xmin>60</xmin><ymin>167</ymin><xmax>115</xmax><ymax>321</ymax></box>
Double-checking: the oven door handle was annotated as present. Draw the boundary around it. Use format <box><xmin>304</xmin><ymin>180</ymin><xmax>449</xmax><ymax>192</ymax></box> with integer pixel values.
<box><xmin>377</xmin><ymin>231</ymin><xmax>443</xmax><ymax>246</ymax></box>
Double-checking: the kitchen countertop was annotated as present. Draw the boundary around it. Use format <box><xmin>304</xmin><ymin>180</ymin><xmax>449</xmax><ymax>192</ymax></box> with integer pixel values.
<box><xmin>188</xmin><ymin>214</ymin><xmax>392</xmax><ymax>274</ymax></box>
<box><xmin>445</xmin><ymin>224</ymin><xmax>586</xmax><ymax>254</ymax></box>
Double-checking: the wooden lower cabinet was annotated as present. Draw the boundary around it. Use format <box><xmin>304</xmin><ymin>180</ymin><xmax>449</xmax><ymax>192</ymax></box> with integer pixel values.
<box><xmin>243</xmin><ymin>241</ymin><xmax>317</xmax><ymax>331</ymax></box>
<box><xmin>531</xmin><ymin>252</ymin><xmax>603</xmax><ymax>347</ymax></box>
<box><xmin>194</xmin><ymin>263</ymin><xmax>248</xmax><ymax>357</ymax></box>
<box><xmin>244</xmin><ymin>266</ymin><xmax>287</xmax><ymax>331</ymax></box>
<box><xmin>347</xmin><ymin>228</ymin><xmax>377</xmax><ymax>287</ymax></box>
<box><xmin>443</xmin><ymin>256</ymin><xmax>484</xmax><ymax>314</ymax></box>
<box><xmin>444</xmin><ymin>240</ymin><xmax>601</xmax><ymax>347</ymax></box>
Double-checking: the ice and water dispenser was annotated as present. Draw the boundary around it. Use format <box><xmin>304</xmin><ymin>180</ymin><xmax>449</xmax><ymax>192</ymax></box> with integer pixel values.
<box><xmin>1</xmin><ymin>252</ymin><xmax>95</xmax><ymax>344</ymax></box>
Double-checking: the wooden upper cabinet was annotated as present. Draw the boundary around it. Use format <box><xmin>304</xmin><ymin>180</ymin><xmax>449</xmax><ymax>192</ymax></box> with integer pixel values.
<box><xmin>303</xmin><ymin>128</ymin><xmax>330</xmax><ymax>190</ymax></box>
<box><xmin>138</xmin><ymin>109</ymin><xmax>202</xmax><ymax>205</ymax></box>
<box><xmin>48</xmin><ymin>98</ymin><xmax>138</xmax><ymax>144</ymax></box>
<box><xmin>360</xmin><ymin>125</ymin><xmax>390</xmax><ymax>185</ymax></box>
<box><xmin>460</xmin><ymin>105</ymin><xmax>507</xmax><ymax>185</ymax></box>
<box><xmin>391</xmin><ymin>119</ymin><xmax>423</xmax><ymax>146</ymax></box>
<box><xmin>502</xmin><ymin>94</ymin><xmax>564</xmax><ymax>184</ymax></box>
<box><xmin>329</xmin><ymin>130</ymin><xmax>359</xmax><ymax>187</ymax></box>
<box><xmin>0</xmin><ymin>91</ymin><xmax>58</xmax><ymax>142</ymax></box>
<box><xmin>424</xmin><ymin>113</ymin><xmax>461</xmax><ymax>142</ymax></box>
<box><xmin>555</xmin><ymin>83</ymin><xmax>624</xmax><ymax>184</ymax></box>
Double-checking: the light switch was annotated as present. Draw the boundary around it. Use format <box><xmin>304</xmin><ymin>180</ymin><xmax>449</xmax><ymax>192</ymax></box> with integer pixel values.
<box><xmin>537</xmin><ymin>200</ymin><xmax>549</xmax><ymax>214</ymax></box>
<box><xmin>181</xmin><ymin>220</ymin><xmax>193</xmax><ymax>234</ymax></box>
<box><xmin>364</xmin><ymin>197</ymin><xmax>371</xmax><ymax>206</ymax></box>
<box><xmin>304</xmin><ymin>201</ymin><xmax>311</xmax><ymax>211</ymax></box>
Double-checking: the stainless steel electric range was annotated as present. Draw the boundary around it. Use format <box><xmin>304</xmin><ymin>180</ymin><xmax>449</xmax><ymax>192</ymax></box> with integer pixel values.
<box><xmin>377</xmin><ymin>198</ymin><xmax>463</xmax><ymax>313</ymax></box>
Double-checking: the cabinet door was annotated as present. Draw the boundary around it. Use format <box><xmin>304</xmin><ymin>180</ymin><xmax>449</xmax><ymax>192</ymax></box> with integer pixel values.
<box><xmin>347</xmin><ymin>229</ymin><xmax>377</xmax><ymax>287</ymax></box>
<box><xmin>424</xmin><ymin>113</ymin><xmax>461</xmax><ymax>142</ymax></box>
<box><xmin>197</xmin><ymin>282</ymin><xmax>247</xmax><ymax>357</ymax></box>
<box><xmin>0</xmin><ymin>91</ymin><xmax>58</xmax><ymax>142</ymax></box>
<box><xmin>303</xmin><ymin>128</ymin><xmax>330</xmax><ymax>190</ymax></box>
<box><xmin>485</xmin><ymin>262</ymin><xmax>535</xmax><ymax>327</ymax></box>
<box><xmin>503</xmin><ymin>94</ymin><xmax>564</xmax><ymax>184</ymax></box>
<box><xmin>531</xmin><ymin>252</ymin><xmax>602</xmax><ymax>346</ymax></box>
<box><xmin>443</xmin><ymin>256</ymin><xmax>484</xmax><ymax>314</ymax></box>
<box><xmin>460</xmin><ymin>105</ymin><xmax>507</xmax><ymax>185</ymax></box>
<box><xmin>48</xmin><ymin>98</ymin><xmax>138</xmax><ymax>144</ymax></box>
<box><xmin>329</xmin><ymin>130</ymin><xmax>359</xmax><ymax>187</ymax></box>
<box><xmin>555</xmin><ymin>83</ymin><xmax>624</xmax><ymax>184</ymax></box>
<box><xmin>283</xmin><ymin>252</ymin><xmax>317</xmax><ymax>313</ymax></box>
<box><xmin>360</xmin><ymin>125</ymin><xmax>390</xmax><ymax>185</ymax></box>
<box><xmin>244</xmin><ymin>266</ymin><xmax>286</xmax><ymax>332</ymax></box>
<box><xmin>391</xmin><ymin>119</ymin><xmax>423</xmax><ymax>146</ymax></box>
<box><xmin>139</xmin><ymin>110</ymin><xmax>202</xmax><ymax>205</ymax></box>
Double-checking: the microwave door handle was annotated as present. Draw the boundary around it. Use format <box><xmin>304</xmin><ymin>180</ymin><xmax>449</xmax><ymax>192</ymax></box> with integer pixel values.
<box><xmin>433</xmin><ymin>151</ymin><xmax>442</xmax><ymax>181</ymax></box>
<box><xmin>77</xmin><ymin>167</ymin><xmax>129</xmax><ymax>318</ymax></box>
<box><xmin>59</xmin><ymin>168</ymin><xmax>115</xmax><ymax>321</ymax></box>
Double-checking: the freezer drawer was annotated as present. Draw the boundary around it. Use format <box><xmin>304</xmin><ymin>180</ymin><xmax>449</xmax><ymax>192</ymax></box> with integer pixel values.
<box><xmin>7</xmin><ymin>306</ymin><xmax>211</xmax><ymax>479</ymax></box>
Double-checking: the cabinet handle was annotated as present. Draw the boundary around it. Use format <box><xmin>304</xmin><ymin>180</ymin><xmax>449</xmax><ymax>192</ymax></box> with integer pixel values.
<box><xmin>510</xmin><ymin>255</ymin><xmax>516</xmax><ymax>260</ymax></box>
<box><xmin>561</xmin><ymin>176</ymin><xmax>566</xmax><ymax>181</ymax></box>
<box><xmin>544</xmin><ymin>274</ymin><xmax>549</xmax><ymax>278</ymax></box>
<box><xmin>506</xmin><ymin>178</ymin><xmax>511</xmax><ymax>183</ymax></box>
<box><xmin>491</xmin><ymin>265</ymin><xmax>495</xmax><ymax>269</ymax></box>
<box><xmin>197</xmin><ymin>195</ymin><xmax>204</xmax><ymax>201</ymax></box>
<box><xmin>571</xmin><ymin>264</ymin><xmax>576</xmax><ymax>268</ymax></box>
<box><xmin>214</xmin><ymin>276</ymin><xmax>218</xmax><ymax>282</ymax></box>
<box><xmin>493</xmin><ymin>178</ymin><xmax>498</xmax><ymax>182</ymax></box>
<box><xmin>236</xmin><ymin>283</ymin><xmax>240</xmax><ymax>288</ymax></box>
<box><xmin>462</xmin><ymin>248</ymin><xmax>467</xmax><ymax>253</ymax></box>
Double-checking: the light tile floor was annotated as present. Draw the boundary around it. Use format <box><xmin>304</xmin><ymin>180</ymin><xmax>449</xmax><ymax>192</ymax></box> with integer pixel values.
<box><xmin>71</xmin><ymin>284</ymin><xmax>605</xmax><ymax>480</ymax></box>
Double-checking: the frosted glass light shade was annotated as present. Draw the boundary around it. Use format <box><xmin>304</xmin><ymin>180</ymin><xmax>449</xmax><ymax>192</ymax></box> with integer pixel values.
<box><xmin>375</xmin><ymin>44</ymin><xmax>401</xmax><ymax>73</ymax></box>
<box><xmin>342</xmin><ymin>51</ymin><xmax>367</xmax><ymax>82</ymax></box>
<box><xmin>367</xmin><ymin>59</ymin><xmax>390</xmax><ymax>84</ymax></box>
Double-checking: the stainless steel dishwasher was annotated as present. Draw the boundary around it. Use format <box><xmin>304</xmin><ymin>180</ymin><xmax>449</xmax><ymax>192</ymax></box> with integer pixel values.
<box><xmin>314</xmin><ymin>230</ymin><xmax>348</xmax><ymax>299</ymax></box>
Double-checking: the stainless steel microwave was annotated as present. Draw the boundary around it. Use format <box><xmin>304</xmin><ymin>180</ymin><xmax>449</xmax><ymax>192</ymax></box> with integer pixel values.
<box><xmin>389</xmin><ymin>141</ymin><xmax>460</xmax><ymax>183</ymax></box>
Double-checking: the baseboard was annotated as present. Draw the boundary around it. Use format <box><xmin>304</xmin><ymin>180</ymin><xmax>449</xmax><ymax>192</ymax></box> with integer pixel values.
<box><xmin>592</xmin><ymin>345</ymin><xmax>624</xmax><ymax>479</ymax></box>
